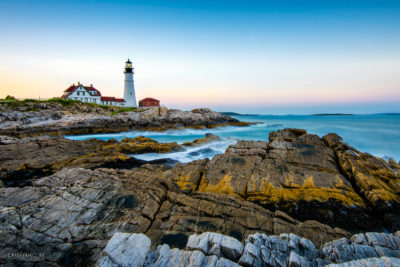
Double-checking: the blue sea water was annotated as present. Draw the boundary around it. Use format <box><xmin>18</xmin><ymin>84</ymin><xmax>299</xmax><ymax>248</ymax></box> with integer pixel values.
<box><xmin>66</xmin><ymin>114</ymin><xmax>400</xmax><ymax>163</ymax></box>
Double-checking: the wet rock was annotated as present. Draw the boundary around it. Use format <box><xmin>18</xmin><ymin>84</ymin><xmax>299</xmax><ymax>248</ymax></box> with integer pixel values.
<box><xmin>187</xmin><ymin>233</ymin><xmax>211</xmax><ymax>254</ymax></box>
<box><xmin>326</xmin><ymin>256</ymin><xmax>400</xmax><ymax>267</ymax></box>
<box><xmin>365</xmin><ymin>232</ymin><xmax>397</xmax><ymax>250</ymax></box>
<box><xmin>350</xmin><ymin>233</ymin><xmax>368</xmax><ymax>245</ymax></box>
<box><xmin>97</xmin><ymin>233</ymin><xmax>151</xmax><ymax>267</ymax></box>
<box><xmin>237</xmin><ymin>242</ymin><xmax>260</xmax><ymax>267</ymax></box>
<box><xmin>322</xmin><ymin>238</ymin><xmax>357</xmax><ymax>263</ymax></box>
<box><xmin>323</xmin><ymin>133</ymin><xmax>400</xmax><ymax>231</ymax></box>
<box><xmin>300</xmin><ymin>237</ymin><xmax>317</xmax><ymax>260</ymax></box>
<box><xmin>180</xmin><ymin>129</ymin><xmax>378</xmax><ymax>233</ymax></box>
<box><xmin>352</xmin><ymin>244</ymin><xmax>378</xmax><ymax>259</ymax></box>
<box><xmin>220</xmin><ymin>235</ymin><xmax>244</xmax><ymax>261</ymax></box>
<box><xmin>183</xmin><ymin>133</ymin><xmax>220</xmax><ymax>147</ymax></box>
<box><xmin>96</xmin><ymin>231</ymin><xmax>400</xmax><ymax>267</ymax></box>
<box><xmin>1</xmin><ymin>127</ymin><xmax>400</xmax><ymax>265</ymax></box>
<box><xmin>215</xmin><ymin>257</ymin><xmax>241</xmax><ymax>267</ymax></box>
<box><xmin>0</xmin><ymin>134</ymin><xmax>199</xmax><ymax>187</ymax></box>
<box><xmin>288</xmin><ymin>251</ymin><xmax>310</xmax><ymax>267</ymax></box>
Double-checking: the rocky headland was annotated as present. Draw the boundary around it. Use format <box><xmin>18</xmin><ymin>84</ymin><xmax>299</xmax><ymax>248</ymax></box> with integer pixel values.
<box><xmin>0</xmin><ymin>101</ymin><xmax>400</xmax><ymax>266</ymax></box>
<box><xmin>0</xmin><ymin>100</ymin><xmax>249</xmax><ymax>137</ymax></box>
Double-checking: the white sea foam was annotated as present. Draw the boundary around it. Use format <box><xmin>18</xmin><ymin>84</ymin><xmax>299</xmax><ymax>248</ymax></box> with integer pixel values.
<box><xmin>133</xmin><ymin>138</ymin><xmax>237</xmax><ymax>163</ymax></box>
<box><xmin>65</xmin><ymin>114</ymin><xmax>400</xmax><ymax>162</ymax></box>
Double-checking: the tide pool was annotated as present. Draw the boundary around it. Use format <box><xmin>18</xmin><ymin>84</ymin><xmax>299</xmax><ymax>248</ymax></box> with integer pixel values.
<box><xmin>66</xmin><ymin>113</ymin><xmax>400</xmax><ymax>163</ymax></box>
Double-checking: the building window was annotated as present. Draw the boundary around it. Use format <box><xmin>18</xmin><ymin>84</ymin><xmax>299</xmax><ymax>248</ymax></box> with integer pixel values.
<box><xmin>82</xmin><ymin>92</ymin><xmax>85</xmax><ymax>96</ymax></box>
<box><xmin>77</xmin><ymin>92</ymin><xmax>80</xmax><ymax>96</ymax></box>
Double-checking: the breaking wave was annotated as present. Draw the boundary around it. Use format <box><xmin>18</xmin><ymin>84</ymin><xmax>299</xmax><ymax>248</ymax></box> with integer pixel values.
<box><xmin>132</xmin><ymin>139</ymin><xmax>237</xmax><ymax>163</ymax></box>
<box><xmin>66</xmin><ymin>113</ymin><xmax>400</xmax><ymax>163</ymax></box>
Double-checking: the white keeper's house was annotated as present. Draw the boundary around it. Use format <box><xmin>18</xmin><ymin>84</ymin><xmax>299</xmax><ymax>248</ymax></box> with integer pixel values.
<box><xmin>61</xmin><ymin>59</ymin><xmax>139</xmax><ymax>107</ymax></box>
<box><xmin>61</xmin><ymin>82</ymin><xmax>126</xmax><ymax>107</ymax></box>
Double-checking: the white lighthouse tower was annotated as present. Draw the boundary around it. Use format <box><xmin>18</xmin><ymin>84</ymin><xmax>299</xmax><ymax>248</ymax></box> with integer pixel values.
<box><xmin>123</xmin><ymin>59</ymin><xmax>137</xmax><ymax>107</ymax></box>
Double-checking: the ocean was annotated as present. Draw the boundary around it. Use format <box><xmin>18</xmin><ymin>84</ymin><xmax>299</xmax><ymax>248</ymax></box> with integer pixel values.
<box><xmin>66</xmin><ymin>113</ymin><xmax>400</xmax><ymax>163</ymax></box>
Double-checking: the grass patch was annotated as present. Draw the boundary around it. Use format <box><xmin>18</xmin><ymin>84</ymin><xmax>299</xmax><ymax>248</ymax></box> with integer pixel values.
<box><xmin>47</xmin><ymin>97</ymin><xmax>78</xmax><ymax>106</ymax></box>
<box><xmin>1</xmin><ymin>96</ymin><xmax>145</xmax><ymax>114</ymax></box>
<box><xmin>110</xmin><ymin>107</ymin><xmax>141</xmax><ymax>115</ymax></box>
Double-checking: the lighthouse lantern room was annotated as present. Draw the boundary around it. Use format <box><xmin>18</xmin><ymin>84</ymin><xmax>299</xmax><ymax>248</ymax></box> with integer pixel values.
<box><xmin>123</xmin><ymin>59</ymin><xmax>137</xmax><ymax>107</ymax></box>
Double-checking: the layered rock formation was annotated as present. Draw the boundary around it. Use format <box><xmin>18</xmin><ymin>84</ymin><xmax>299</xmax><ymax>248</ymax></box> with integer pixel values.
<box><xmin>324</xmin><ymin>133</ymin><xmax>400</xmax><ymax>230</ymax></box>
<box><xmin>0</xmin><ymin>135</ymin><xmax>179</xmax><ymax>187</ymax></box>
<box><xmin>0</xmin><ymin>101</ymin><xmax>247</xmax><ymax>137</ymax></box>
<box><xmin>1</xmin><ymin>128</ymin><xmax>400</xmax><ymax>266</ymax></box>
<box><xmin>97</xmin><ymin>231</ymin><xmax>400</xmax><ymax>267</ymax></box>
<box><xmin>173</xmin><ymin>129</ymin><xmax>400</xmax><ymax>232</ymax></box>
<box><xmin>0</xmin><ymin>167</ymin><xmax>350</xmax><ymax>266</ymax></box>
<box><xmin>0</xmin><ymin>133</ymin><xmax>225</xmax><ymax>187</ymax></box>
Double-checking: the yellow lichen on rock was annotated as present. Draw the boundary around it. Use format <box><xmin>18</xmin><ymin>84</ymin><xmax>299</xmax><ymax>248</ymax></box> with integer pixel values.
<box><xmin>175</xmin><ymin>174</ymin><xmax>197</xmax><ymax>191</ymax></box>
<box><xmin>303</xmin><ymin>177</ymin><xmax>315</xmax><ymax>188</ymax></box>
<box><xmin>246</xmin><ymin>176</ymin><xmax>365</xmax><ymax>207</ymax></box>
<box><xmin>198</xmin><ymin>174</ymin><xmax>236</xmax><ymax>196</ymax></box>
<box><xmin>324</xmin><ymin>133</ymin><xmax>400</xmax><ymax>210</ymax></box>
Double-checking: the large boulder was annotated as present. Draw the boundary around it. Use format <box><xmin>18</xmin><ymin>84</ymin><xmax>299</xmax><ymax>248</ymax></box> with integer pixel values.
<box><xmin>175</xmin><ymin>129</ymin><xmax>377</xmax><ymax>231</ymax></box>
<box><xmin>97</xmin><ymin>233</ymin><xmax>151</xmax><ymax>267</ymax></box>
<box><xmin>95</xmin><ymin>231</ymin><xmax>400</xmax><ymax>267</ymax></box>
<box><xmin>323</xmin><ymin>133</ymin><xmax>400</xmax><ymax>231</ymax></box>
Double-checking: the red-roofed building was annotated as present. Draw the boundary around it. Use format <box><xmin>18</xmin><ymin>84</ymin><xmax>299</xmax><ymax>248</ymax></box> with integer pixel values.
<box><xmin>139</xmin><ymin>98</ymin><xmax>160</xmax><ymax>108</ymax></box>
<box><xmin>61</xmin><ymin>82</ymin><xmax>125</xmax><ymax>107</ymax></box>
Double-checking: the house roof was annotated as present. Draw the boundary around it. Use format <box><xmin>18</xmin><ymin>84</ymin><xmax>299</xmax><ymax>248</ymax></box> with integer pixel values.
<box><xmin>100</xmin><ymin>97</ymin><xmax>125</xmax><ymax>102</ymax></box>
<box><xmin>62</xmin><ymin>83</ymin><xmax>125</xmax><ymax>103</ymax></box>
<box><xmin>101</xmin><ymin>96</ymin><xmax>116</xmax><ymax>101</ymax></box>
<box><xmin>63</xmin><ymin>84</ymin><xmax>102</xmax><ymax>96</ymax></box>
<box><xmin>84</xmin><ymin>86</ymin><xmax>102</xmax><ymax>96</ymax></box>
<box><xmin>140</xmin><ymin>97</ymin><xmax>159</xmax><ymax>102</ymax></box>
<box><xmin>61</xmin><ymin>92</ymin><xmax>72</xmax><ymax>99</ymax></box>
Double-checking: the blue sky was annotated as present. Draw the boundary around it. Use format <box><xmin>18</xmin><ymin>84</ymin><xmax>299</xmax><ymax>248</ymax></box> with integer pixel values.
<box><xmin>0</xmin><ymin>0</ymin><xmax>399</xmax><ymax>114</ymax></box>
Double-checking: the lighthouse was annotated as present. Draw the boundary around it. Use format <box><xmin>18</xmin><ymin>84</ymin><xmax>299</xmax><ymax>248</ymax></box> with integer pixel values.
<box><xmin>123</xmin><ymin>59</ymin><xmax>137</xmax><ymax>107</ymax></box>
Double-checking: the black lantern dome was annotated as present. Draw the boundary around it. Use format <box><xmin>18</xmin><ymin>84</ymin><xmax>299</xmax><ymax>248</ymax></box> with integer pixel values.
<box><xmin>125</xmin><ymin>58</ymin><xmax>133</xmax><ymax>73</ymax></box>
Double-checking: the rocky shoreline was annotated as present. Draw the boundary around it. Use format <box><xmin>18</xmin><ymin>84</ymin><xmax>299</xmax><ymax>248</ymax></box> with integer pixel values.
<box><xmin>0</xmin><ymin>101</ymin><xmax>250</xmax><ymax>137</ymax></box>
<box><xmin>0</xmin><ymin>102</ymin><xmax>400</xmax><ymax>266</ymax></box>
<box><xmin>0</xmin><ymin>133</ymin><xmax>222</xmax><ymax>187</ymax></box>
<box><xmin>97</xmin><ymin>231</ymin><xmax>400</xmax><ymax>267</ymax></box>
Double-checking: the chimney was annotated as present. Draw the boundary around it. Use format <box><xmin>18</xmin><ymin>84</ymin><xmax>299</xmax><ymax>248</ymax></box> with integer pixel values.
<box><xmin>78</xmin><ymin>82</ymin><xmax>80</xmax><ymax>85</ymax></box>
<box><xmin>90</xmin><ymin>84</ymin><xmax>93</xmax><ymax>87</ymax></box>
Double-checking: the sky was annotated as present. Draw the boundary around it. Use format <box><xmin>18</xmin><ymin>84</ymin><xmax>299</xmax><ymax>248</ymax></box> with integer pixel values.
<box><xmin>0</xmin><ymin>0</ymin><xmax>399</xmax><ymax>114</ymax></box>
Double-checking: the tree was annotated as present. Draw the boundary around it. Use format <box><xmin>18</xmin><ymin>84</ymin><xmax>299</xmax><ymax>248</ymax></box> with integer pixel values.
<box><xmin>5</xmin><ymin>95</ymin><xmax>16</xmax><ymax>100</ymax></box>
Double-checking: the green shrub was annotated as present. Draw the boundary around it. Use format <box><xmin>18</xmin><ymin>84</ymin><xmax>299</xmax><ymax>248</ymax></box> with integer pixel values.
<box><xmin>22</xmin><ymin>99</ymin><xmax>38</xmax><ymax>103</ymax></box>
<box><xmin>47</xmin><ymin>97</ymin><xmax>77</xmax><ymax>106</ymax></box>
<box><xmin>5</xmin><ymin>95</ymin><xmax>16</xmax><ymax>100</ymax></box>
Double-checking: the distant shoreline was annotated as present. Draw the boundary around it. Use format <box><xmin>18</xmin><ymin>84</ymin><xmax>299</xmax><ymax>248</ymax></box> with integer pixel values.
<box><xmin>311</xmin><ymin>113</ymin><xmax>354</xmax><ymax>116</ymax></box>
<box><xmin>220</xmin><ymin>112</ymin><xmax>259</xmax><ymax>116</ymax></box>
<box><xmin>221</xmin><ymin>112</ymin><xmax>400</xmax><ymax>116</ymax></box>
